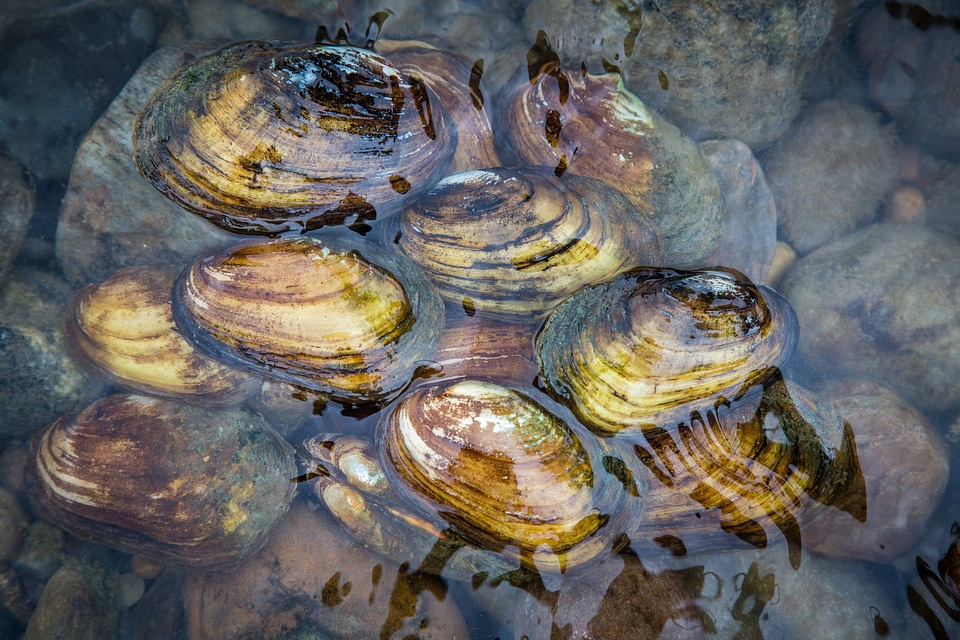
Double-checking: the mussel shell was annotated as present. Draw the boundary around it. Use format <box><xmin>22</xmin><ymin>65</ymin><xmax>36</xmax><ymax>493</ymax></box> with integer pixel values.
<box><xmin>302</xmin><ymin>432</ymin><xmax>520</xmax><ymax>579</ymax></box>
<box><xmin>393</xmin><ymin>166</ymin><xmax>664</xmax><ymax>320</ymax></box>
<box><xmin>498</xmin><ymin>66</ymin><xmax>725</xmax><ymax>267</ymax></box>
<box><xmin>536</xmin><ymin>267</ymin><xmax>799</xmax><ymax>436</ymax></box>
<box><xmin>23</xmin><ymin>394</ymin><xmax>297</xmax><ymax>568</ymax></box>
<box><xmin>172</xmin><ymin>235</ymin><xmax>444</xmax><ymax>405</ymax></box>
<box><xmin>134</xmin><ymin>41</ymin><xmax>455</xmax><ymax>234</ymax></box>
<box><xmin>64</xmin><ymin>266</ymin><xmax>255</xmax><ymax>404</ymax></box>
<box><xmin>375</xmin><ymin>40</ymin><xmax>501</xmax><ymax>172</ymax></box>
<box><xmin>430</xmin><ymin>314</ymin><xmax>540</xmax><ymax>387</ymax></box>
<box><xmin>378</xmin><ymin>379</ymin><xmax>642</xmax><ymax>575</ymax></box>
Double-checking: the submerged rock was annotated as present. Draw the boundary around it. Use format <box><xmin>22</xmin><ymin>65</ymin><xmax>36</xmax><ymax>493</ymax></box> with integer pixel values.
<box><xmin>780</xmin><ymin>222</ymin><xmax>960</xmax><ymax>413</ymax></box>
<box><xmin>763</xmin><ymin>100</ymin><xmax>899</xmax><ymax>256</ymax></box>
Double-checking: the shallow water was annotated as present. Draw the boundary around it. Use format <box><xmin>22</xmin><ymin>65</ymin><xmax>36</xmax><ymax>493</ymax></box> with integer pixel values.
<box><xmin>2</xmin><ymin>1</ymin><xmax>960</xmax><ymax>639</ymax></box>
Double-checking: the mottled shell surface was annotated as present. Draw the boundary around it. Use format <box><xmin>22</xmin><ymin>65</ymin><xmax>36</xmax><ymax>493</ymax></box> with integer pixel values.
<box><xmin>134</xmin><ymin>41</ymin><xmax>455</xmax><ymax>234</ymax></box>
<box><xmin>64</xmin><ymin>267</ymin><xmax>255</xmax><ymax>403</ymax></box>
<box><xmin>173</xmin><ymin>235</ymin><xmax>444</xmax><ymax>404</ymax></box>
<box><xmin>537</xmin><ymin>267</ymin><xmax>798</xmax><ymax>436</ymax></box>
<box><xmin>379</xmin><ymin>379</ymin><xmax>641</xmax><ymax>574</ymax></box>
<box><xmin>394</xmin><ymin>166</ymin><xmax>664</xmax><ymax>320</ymax></box>
<box><xmin>498</xmin><ymin>65</ymin><xmax>725</xmax><ymax>267</ymax></box>
<box><xmin>23</xmin><ymin>394</ymin><xmax>296</xmax><ymax>568</ymax></box>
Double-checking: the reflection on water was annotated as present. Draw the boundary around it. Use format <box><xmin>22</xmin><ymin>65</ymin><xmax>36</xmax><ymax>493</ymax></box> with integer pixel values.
<box><xmin>2</xmin><ymin>0</ymin><xmax>960</xmax><ymax>638</ymax></box>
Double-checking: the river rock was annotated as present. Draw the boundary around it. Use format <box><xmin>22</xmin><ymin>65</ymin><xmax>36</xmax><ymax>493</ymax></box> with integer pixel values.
<box><xmin>780</xmin><ymin>222</ymin><xmax>960</xmax><ymax>413</ymax></box>
<box><xmin>682</xmin><ymin>547</ymin><xmax>907</xmax><ymax>639</ymax></box>
<box><xmin>0</xmin><ymin>153</ymin><xmax>35</xmax><ymax>285</ymax></box>
<box><xmin>23</xmin><ymin>565</ymin><xmax>118</xmax><ymax>640</ymax></box>
<box><xmin>521</xmin><ymin>0</ymin><xmax>835</xmax><ymax>148</ymax></box>
<box><xmin>513</xmin><ymin>549</ymin><xmax>712</xmax><ymax>640</ymax></box>
<box><xmin>804</xmin><ymin>379</ymin><xmax>948</xmax><ymax>563</ymax></box>
<box><xmin>0</xmin><ymin>0</ymin><xmax>159</xmax><ymax>185</ymax></box>
<box><xmin>858</xmin><ymin>2</ymin><xmax>960</xmax><ymax>161</ymax></box>
<box><xmin>763</xmin><ymin>100</ymin><xmax>899</xmax><ymax>255</ymax></box>
<box><xmin>701</xmin><ymin>139</ymin><xmax>777</xmax><ymax>282</ymax></box>
<box><xmin>55</xmin><ymin>42</ymin><xmax>236</xmax><ymax>287</ymax></box>
<box><xmin>0</xmin><ymin>267</ymin><xmax>106</xmax><ymax>443</ymax></box>
<box><xmin>185</xmin><ymin>501</ymin><xmax>471</xmax><ymax>640</ymax></box>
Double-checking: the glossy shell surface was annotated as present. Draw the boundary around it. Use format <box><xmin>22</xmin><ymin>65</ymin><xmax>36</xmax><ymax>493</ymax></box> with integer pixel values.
<box><xmin>537</xmin><ymin>267</ymin><xmax>799</xmax><ymax>435</ymax></box>
<box><xmin>395</xmin><ymin>166</ymin><xmax>663</xmax><ymax>320</ymax></box>
<box><xmin>375</xmin><ymin>40</ymin><xmax>501</xmax><ymax>172</ymax></box>
<box><xmin>23</xmin><ymin>393</ymin><xmax>297</xmax><ymax>568</ymax></box>
<box><xmin>64</xmin><ymin>266</ymin><xmax>254</xmax><ymax>403</ymax></box>
<box><xmin>134</xmin><ymin>41</ymin><xmax>455</xmax><ymax>234</ymax></box>
<box><xmin>627</xmin><ymin>372</ymin><xmax>866</xmax><ymax>567</ymax></box>
<box><xmin>172</xmin><ymin>234</ymin><xmax>444</xmax><ymax>404</ymax></box>
<box><xmin>378</xmin><ymin>379</ymin><xmax>641</xmax><ymax>574</ymax></box>
<box><xmin>499</xmin><ymin>65</ymin><xmax>726</xmax><ymax>267</ymax></box>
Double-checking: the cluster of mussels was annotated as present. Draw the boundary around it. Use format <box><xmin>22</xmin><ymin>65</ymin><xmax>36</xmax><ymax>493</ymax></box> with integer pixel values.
<box><xmin>23</xmin><ymin>39</ymin><xmax>866</xmax><ymax>590</ymax></box>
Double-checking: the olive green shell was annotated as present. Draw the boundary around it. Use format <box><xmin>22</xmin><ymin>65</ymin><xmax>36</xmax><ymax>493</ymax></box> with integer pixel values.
<box><xmin>536</xmin><ymin>267</ymin><xmax>798</xmax><ymax>436</ymax></box>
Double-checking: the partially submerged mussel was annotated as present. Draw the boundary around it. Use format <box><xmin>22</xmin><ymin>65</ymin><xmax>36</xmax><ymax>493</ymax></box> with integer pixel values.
<box><xmin>64</xmin><ymin>266</ymin><xmax>255</xmax><ymax>404</ymax></box>
<box><xmin>536</xmin><ymin>266</ymin><xmax>799</xmax><ymax>436</ymax></box>
<box><xmin>393</xmin><ymin>166</ymin><xmax>663</xmax><ymax>321</ymax></box>
<box><xmin>303</xmin><ymin>373</ymin><xmax>865</xmax><ymax>577</ymax></box>
<box><xmin>498</xmin><ymin>62</ymin><xmax>726</xmax><ymax>267</ymax></box>
<box><xmin>134</xmin><ymin>42</ymin><xmax>456</xmax><ymax>234</ymax></box>
<box><xmin>305</xmin><ymin>378</ymin><xmax>643</xmax><ymax>578</ymax></box>
<box><xmin>172</xmin><ymin>234</ymin><xmax>445</xmax><ymax>405</ymax></box>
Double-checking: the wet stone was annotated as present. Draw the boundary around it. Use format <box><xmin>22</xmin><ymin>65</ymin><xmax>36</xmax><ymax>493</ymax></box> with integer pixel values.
<box><xmin>521</xmin><ymin>0</ymin><xmax>836</xmax><ymax>148</ymax></box>
<box><xmin>23</xmin><ymin>565</ymin><xmax>118</xmax><ymax>640</ymax></box>
<box><xmin>0</xmin><ymin>153</ymin><xmax>35</xmax><ymax>286</ymax></box>
<box><xmin>803</xmin><ymin>379</ymin><xmax>948</xmax><ymax>563</ymax></box>
<box><xmin>676</xmin><ymin>547</ymin><xmax>908</xmax><ymax>639</ymax></box>
<box><xmin>55</xmin><ymin>42</ymin><xmax>236</xmax><ymax>287</ymax></box>
<box><xmin>0</xmin><ymin>0</ymin><xmax>161</xmax><ymax>185</ymax></box>
<box><xmin>185</xmin><ymin>501</ymin><xmax>470</xmax><ymax>640</ymax></box>
<box><xmin>700</xmin><ymin>139</ymin><xmax>777</xmax><ymax>284</ymax></box>
<box><xmin>0</xmin><ymin>267</ymin><xmax>107</xmax><ymax>443</ymax></box>
<box><xmin>763</xmin><ymin>100</ymin><xmax>899</xmax><ymax>256</ymax></box>
<box><xmin>858</xmin><ymin>2</ymin><xmax>960</xmax><ymax>161</ymax></box>
<box><xmin>780</xmin><ymin>222</ymin><xmax>960</xmax><ymax>414</ymax></box>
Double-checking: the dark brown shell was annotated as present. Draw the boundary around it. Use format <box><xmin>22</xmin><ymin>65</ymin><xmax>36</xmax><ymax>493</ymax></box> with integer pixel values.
<box><xmin>498</xmin><ymin>65</ymin><xmax>725</xmax><ymax>267</ymax></box>
<box><xmin>24</xmin><ymin>394</ymin><xmax>297</xmax><ymax>568</ymax></box>
<box><xmin>134</xmin><ymin>41</ymin><xmax>455</xmax><ymax>234</ymax></box>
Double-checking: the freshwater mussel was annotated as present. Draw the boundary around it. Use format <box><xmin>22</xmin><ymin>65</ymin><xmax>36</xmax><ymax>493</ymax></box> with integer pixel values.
<box><xmin>25</xmin><ymin>33</ymin><xmax>877</xmax><ymax>637</ymax></box>
<box><xmin>498</xmin><ymin>61</ymin><xmax>726</xmax><ymax>267</ymax></box>
<box><xmin>24</xmin><ymin>393</ymin><xmax>297</xmax><ymax>569</ymax></box>
<box><xmin>133</xmin><ymin>42</ymin><xmax>456</xmax><ymax>234</ymax></box>
<box><xmin>305</xmin><ymin>378</ymin><xmax>643</xmax><ymax>579</ymax></box>
<box><xmin>172</xmin><ymin>234</ymin><xmax>444</xmax><ymax>405</ymax></box>
<box><xmin>64</xmin><ymin>266</ymin><xmax>256</xmax><ymax>404</ymax></box>
<box><xmin>393</xmin><ymin>165</ymin><xmax>664</xmax><ymax>321</ymax></box>
<box><xmin>537</xmin><ymin>266</ymin><xmax>799</xmax><ymax>436</ymax></box>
